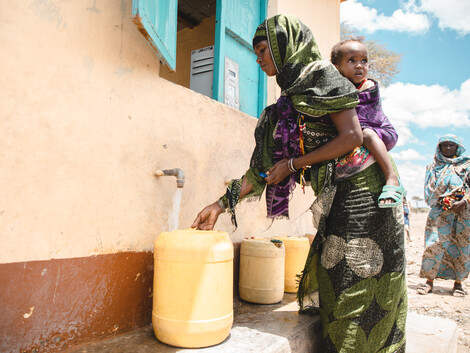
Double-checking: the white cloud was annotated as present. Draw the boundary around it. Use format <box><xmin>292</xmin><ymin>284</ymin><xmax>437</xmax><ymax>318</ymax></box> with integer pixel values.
<box><xmin>396</xmin><ymin>161</ymin><xmax>427</xmax><ymax>202</ymax></box>
<box><xmin>418</xmin><ymin>0</ymin><xmax>470</xmax><ymax>35</ymax></box>
<box><xmin>381</xmin><ymin>80</ymin><xmax>470</xmax><ymax>203</ymax></box>
<box><xmin>381</xmin><ymin>79</ymin><xmax>470</xmax><ymax>145</ymax></box>
<box><xmin>341</xmin><ymin>0</ymin><xmax>470</xmax><ymax>36</ymax></box>
<box><xmin>390</xmin><ymin>148</ymin><xmax>427</xmax><ymax>161</ymax></box>
<box><xmin>340</xmin><ymin>0</ymin><xmax>430</xmax><ymax>33</ymax></box>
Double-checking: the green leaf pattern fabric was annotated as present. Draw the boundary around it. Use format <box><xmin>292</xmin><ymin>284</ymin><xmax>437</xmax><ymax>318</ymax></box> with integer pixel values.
<box><xmin>298</xmin><ymin>163</ymin><xmax>407</xmax><ymax>352</ymax></box>
<box><xmin>333</xmin><ymin>278</ymin><xmax>378</xmax><ymax>320</ymax></box>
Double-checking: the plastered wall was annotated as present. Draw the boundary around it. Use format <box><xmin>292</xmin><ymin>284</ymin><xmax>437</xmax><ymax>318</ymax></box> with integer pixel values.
<box><xmin>269</xmin><ymin>0</ymin><xmax>341</xmax><ymax>58</ymax></box>
<box><xmin>266</xmin><ymin>0</ymin><xmax>342</xmax><ymax>104</ymax></box>
<box><xmin>1</xmin><ymin>0</ymin><xmax>337</xmax><ymax>265</ymax></box>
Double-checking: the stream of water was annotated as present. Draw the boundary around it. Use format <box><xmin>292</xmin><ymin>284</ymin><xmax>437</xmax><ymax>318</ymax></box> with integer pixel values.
<box><xmin>167</xmin><ymin>188</ymin><xmax>183</xmax><ymax>231</ymax></box>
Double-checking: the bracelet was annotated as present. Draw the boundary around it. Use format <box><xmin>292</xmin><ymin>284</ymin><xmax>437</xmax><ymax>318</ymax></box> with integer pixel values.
<box><xmin>287</xmin><ymin>158</ymin><xmax>298</xmax><ymax>173</ymax></box>
<box><xmin>288</xmin><ymin>158</ymin><xmax>296</xmax><ymax>172</ymax></box>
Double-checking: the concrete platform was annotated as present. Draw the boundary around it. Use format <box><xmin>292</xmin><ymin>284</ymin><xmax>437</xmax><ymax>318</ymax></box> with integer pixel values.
<box><xmin>68</xmin><ymin>298</ymin><xmax>459</xmax><ymax>353</ymax></box>
<box><xmin>68</xmin><ymin>294</ymin><xmax>322</xmax><ymax>353</ymax></box>
<box><xmin>406</xmin><ymin>312</ymin><xmax>458</xmax><ymax>353</ymax></box>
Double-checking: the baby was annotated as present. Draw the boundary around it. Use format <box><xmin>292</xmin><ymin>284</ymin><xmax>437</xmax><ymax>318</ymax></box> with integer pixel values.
<box><xmin>331</xmin><ymin>38</ymin><xmax>405</xmax><ymax>207</ymax></box>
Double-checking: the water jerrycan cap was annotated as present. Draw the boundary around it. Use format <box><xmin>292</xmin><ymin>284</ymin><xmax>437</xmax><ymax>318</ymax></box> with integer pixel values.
<box><xmin>271</xmin><ymin>239</ymin><xmax>283</xmax><ymax>248</ymax></box>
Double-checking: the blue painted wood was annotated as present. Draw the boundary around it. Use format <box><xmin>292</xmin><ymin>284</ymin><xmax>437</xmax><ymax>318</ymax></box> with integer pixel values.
<box><xmin>132</xmin><ymin>0</ymin><xmax>178</xmax><ymax>71</ymax></box>
<box><xmin>214</xmin><ymin>0</ymin><xmax>267</xmax><ymax>118</ymax></box>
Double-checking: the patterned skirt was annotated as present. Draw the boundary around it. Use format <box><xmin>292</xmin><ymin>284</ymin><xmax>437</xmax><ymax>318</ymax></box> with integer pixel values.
<box><xmin>298</xmin><ymin>163</ymin><xmax>407</xmax><ymax>352</ymax></box>
<box><xmin>420</xmin><ymin>206</ymin><xmax>470</xmax><ymax>281</ymax></box>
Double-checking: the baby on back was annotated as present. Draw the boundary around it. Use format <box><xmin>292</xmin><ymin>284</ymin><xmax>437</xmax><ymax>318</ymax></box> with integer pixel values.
<box><xmin>331</xmin><ymin>39</ymin><xmax>405</xmax><ymax>208</ymax></box>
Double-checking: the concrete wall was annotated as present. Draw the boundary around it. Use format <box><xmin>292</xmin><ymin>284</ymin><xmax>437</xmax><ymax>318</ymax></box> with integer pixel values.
<box><xmin>0</xmin><ymin>0</ymin><xmax>340</xmax><ymax>351</ymax></box>
<box><xmin>1</xmin><ymin>1</ymin><xmax>302</xmax><ymax>265</ymax></box>
<box><xmin>269</xmin><ymin>0</ymin><xmax>341</xmax><ymax>58</ymax></box>
<box><xmin>266</xmin><ymin>0</ymin><xmax>342</xmax><ymax>104</ymax></box>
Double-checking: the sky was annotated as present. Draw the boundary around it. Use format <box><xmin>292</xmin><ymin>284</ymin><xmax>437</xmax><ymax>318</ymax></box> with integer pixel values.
<box><xmin>340</xmin><ymin>0</ymin><xmax>470</xmax><ymax>207</ymax></box>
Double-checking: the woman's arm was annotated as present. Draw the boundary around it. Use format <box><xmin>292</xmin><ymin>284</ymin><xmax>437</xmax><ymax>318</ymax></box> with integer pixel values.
<box><xmin>265</xmin><ymin>108</ymin><xmax>362</xmax><ymax>185</ymax></box>
<box><xmin>191</xmin><ymin>176</ymin><xmax>254</xmax><ymax>230</ymax></box>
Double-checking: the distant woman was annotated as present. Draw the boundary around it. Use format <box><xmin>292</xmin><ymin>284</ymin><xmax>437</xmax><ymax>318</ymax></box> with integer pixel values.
<box><xmin>193</xmin><ymin>15</ymin><xmax>407</xmax><ymax>352</ymax></box>
<box><xmin>417</xmin><ymin>134</ymin><xmax>470</xmax><ymax>296</ymax></box>
<box><xmin>403</xmin><ymin>196</ymin><xmax>411</xmax><ymax>241</ymax></box>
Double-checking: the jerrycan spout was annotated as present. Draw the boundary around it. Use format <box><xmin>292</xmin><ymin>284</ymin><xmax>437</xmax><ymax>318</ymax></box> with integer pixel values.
<box><xmin>155</xmin><ymin>168</ymin><xmax>185</xmax><ymax>188</ymax></box>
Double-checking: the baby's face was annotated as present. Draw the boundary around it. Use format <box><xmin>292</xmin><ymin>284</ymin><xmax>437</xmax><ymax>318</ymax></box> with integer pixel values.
<box><xmin>334</xmin><ymin>42</ymin><xmax>369</xmax><ymax>85</ymax></box>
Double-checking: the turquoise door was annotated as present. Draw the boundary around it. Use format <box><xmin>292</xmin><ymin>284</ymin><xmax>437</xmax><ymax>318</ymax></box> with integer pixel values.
<box><xmin>213</xmin><ymin>0</ymin><xmax>267</xmax><ymax>118</ymax></box>
<box><xmin>132</xmin><ymin>0</ymin><xmax>267</xmax><ymax>116</ymax></box>
<box><xmin>132</xmin><ymin>0</ymin><xmax>178</xmax><ymax>71</ymax></box>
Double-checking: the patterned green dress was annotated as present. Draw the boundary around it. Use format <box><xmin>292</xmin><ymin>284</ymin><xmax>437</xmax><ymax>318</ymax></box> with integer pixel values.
<box><xmin>220</xmin><ymin>15</ymin><xmax>407</xmax><ymax>352</ymax></box>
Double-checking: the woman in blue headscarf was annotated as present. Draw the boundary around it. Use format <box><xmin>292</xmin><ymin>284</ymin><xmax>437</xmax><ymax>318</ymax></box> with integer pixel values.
<box><xmin>417</xmin><ymin>134</ymin><xmax>470</xmax><ymax>296</ymax></box>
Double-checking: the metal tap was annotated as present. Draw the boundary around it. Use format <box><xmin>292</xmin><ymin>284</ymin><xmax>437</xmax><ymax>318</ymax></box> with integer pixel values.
<box><xmin>155</xmin><ymin>168</ymin><xmax>185</xmax><ymax>188</ymax></box>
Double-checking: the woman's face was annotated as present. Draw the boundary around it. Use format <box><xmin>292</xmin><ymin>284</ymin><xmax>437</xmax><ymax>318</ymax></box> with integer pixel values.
<box><xmin>440</xmin><ymin>141</ymin><xmax>458</xmax><ymax>158</ymax></box>
<box><xmin>254</xmin><ymin>40</ymin><xmax>277</xmax><ymax>76</ymax></box>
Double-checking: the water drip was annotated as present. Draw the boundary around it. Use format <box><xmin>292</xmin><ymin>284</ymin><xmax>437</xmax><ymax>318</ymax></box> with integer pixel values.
<box><xmin>167</xmin><ymin>188</ymin><xmax>183</xmax><ymax>231</ymax></box>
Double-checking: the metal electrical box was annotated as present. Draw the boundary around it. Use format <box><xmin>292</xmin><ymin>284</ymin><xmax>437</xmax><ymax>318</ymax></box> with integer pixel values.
<box><xmin>190</xmin><ymin>45</ymin><xmax>214</xmax><ymax>98</ymax></box>
<box><xmin>190</xmin><ymin>46</ymin><xmax>240</xmax><ymax>110</ymax></box>
<box><xmin>224</xmin><ymin>57</ymin><xmax>239</xmax><ymax>109</ymax></box>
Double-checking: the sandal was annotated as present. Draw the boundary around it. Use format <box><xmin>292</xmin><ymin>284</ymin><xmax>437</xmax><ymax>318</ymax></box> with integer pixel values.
<box><xmin>416</xmin><ymin>283</ymin><xmax>433</xmax><ymax>295</ymax></box>
<box><xmin>452</xmin><ymin>288</ymin><xmax>466</xmax><ymax>297</ymax></box>
<box><xmin>378</xmin><ymin>179</ymin><xmax>406</xmax><ymax>208</ymax></box>
<box><xmin>452</xmin><ymin>283</ymin><xmax>467</xmax><ymax>297</ymax></box>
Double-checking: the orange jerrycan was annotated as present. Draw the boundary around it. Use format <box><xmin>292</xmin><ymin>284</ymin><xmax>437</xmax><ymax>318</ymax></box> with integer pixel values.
<box><xmin>273</xmin><ymin>236</ymin><xmax>310</xmax><ymax>293</ymax></box>
<box><xmin>239</xmin><ymin>238</ymin><xmax>285</xmax><ymax>304</ymax></box>
<box><xmin>153</xmin><ymin>229</ymin><xmax>233</xmax><ymax>348</ymax></box>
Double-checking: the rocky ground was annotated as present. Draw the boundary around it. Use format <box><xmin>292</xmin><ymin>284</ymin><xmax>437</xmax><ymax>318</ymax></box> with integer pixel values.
<box><xmin>406</xmin><ymin>210</ymin><xmax>470</xmax><ymax>352</ymax></box>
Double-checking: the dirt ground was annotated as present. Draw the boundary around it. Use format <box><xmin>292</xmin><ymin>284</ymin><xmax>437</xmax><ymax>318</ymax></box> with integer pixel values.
<box><xmin>406</xmin><ymin>210</ymin><xmax>470</xmax><ymax>352</ymax></box>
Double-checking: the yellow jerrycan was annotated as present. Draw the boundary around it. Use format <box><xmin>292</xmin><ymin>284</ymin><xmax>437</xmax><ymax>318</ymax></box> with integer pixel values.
<box><xmin>153</xmin><ymin>229</ymin><xmax>233</xmax><ymax>348</ymax></box>
<box><xmin>273</xmin><ymin>236</ymin><xmax>310</xmax><ymax>293</ymax></box>
<box><xmin>239</xmin><ymin>238</ymin><xmax>285</xmax><ymax>304</ymax></box>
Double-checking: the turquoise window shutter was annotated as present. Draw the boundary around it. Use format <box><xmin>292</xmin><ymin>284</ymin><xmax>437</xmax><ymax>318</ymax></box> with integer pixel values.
<box><xmin>132</xmin><ymin>0</ymin><xmax>178</xmax><ymax>71</ymax></box>
<box><xmin>213</xmin><ymin>0</ymin><xmax>267</xmax><ymax>118</ymax></box>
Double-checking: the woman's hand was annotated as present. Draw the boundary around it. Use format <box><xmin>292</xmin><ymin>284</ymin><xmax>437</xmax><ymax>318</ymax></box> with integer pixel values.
<box><xmin>191</xmin><ymin>176</ymin><xmax>254</xmax><ymax>230</ymax></box>
<box><xmin>265</xmin><ymin>159</ymin><xmax>291</xmax><ymax>184</ymax></box>
<box><xmin>449</xmin><ymin>199</ymin><xmax>467</xmax><ymax>213</ymax></box>
<box><xmin>191</xmin><ymin>202</ymin><xmax>224</xmax><ymax>230</ymax></box>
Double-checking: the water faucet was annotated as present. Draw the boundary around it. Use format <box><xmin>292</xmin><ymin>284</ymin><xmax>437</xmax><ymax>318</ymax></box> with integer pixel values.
<box><xmin>155</xmin><ymin>168</ymin><xmax>185</xmax><ymax>188</ymax></box>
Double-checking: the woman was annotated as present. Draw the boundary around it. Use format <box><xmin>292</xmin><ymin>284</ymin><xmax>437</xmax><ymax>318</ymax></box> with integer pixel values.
<box><xmin>403</xmin><ymin>196</ymin><xmax>411</xmax><ymax>241</ymax></box>
<box><xmin>192</xmin><ymin>15</ymin><xmax>407</xmax><ymax>352</ymax></box>
<box><xmin>417</xmin><ymin>134</ymin><xmax>470</xmax><ymax>297</ymax></box>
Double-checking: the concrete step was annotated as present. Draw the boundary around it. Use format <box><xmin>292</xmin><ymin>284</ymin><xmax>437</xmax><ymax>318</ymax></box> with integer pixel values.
<box><xmin>406</xmin><ymin>311</ymin><xmax>458</xmax><ymax>353</ymax></box>
<box><xmin>69</xmin><ymin>294</ymin><xmax>322</xmax><ymax>353</ymax></box>
<box><xmin>68</xmin><ymin>298</ymin><xmax>459</xmax><ymax>353</ymax></box>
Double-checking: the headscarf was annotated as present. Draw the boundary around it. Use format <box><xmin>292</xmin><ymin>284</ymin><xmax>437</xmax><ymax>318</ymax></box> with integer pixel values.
<box><xmin>252</xmin><ymin>21</ymin><xmax>267</xmax><ymax>48</ymax></box>
<box><xmin>434</xmin><ymin>134</ymin><xmax>467</xmax><ymax>165</ymax></box>
<box><xmin>424</xmin><ymin>134</ymin><xmax>470</xmax><ymax>207</ymax></box>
